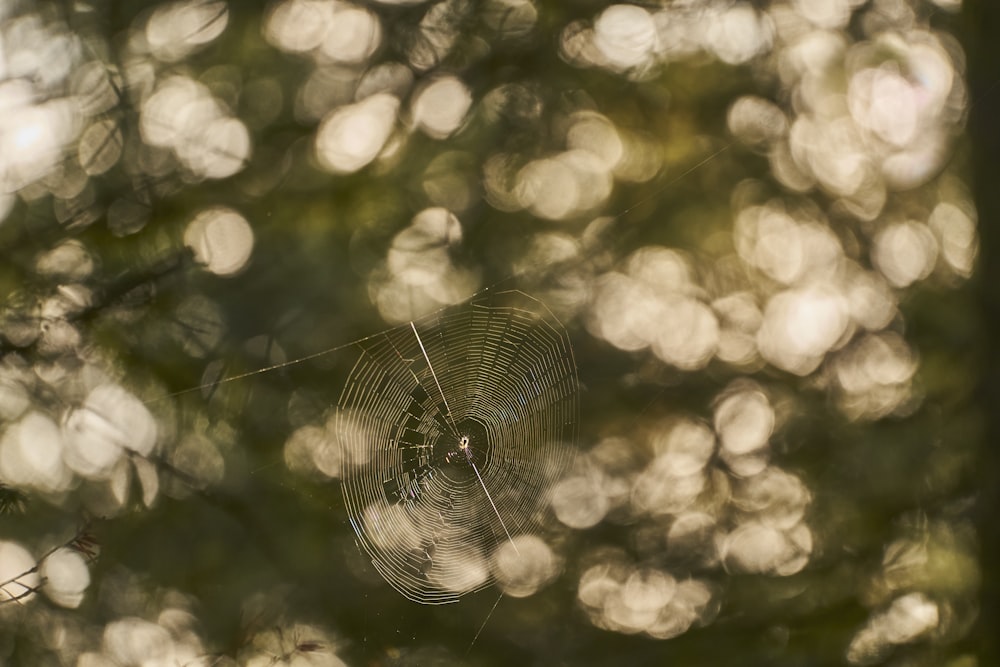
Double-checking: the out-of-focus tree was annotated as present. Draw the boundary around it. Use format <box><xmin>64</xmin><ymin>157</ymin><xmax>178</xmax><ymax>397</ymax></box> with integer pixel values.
<box><xmin>0</xmin><ymin>0</ymin><xmax>988</xmax><ymax>665</ymax></box>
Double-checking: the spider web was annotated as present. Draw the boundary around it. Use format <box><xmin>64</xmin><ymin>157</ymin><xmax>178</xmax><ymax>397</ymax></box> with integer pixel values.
<box><xmin>336</xmin><ymin>290</ymin><xmax>579</xmax><ymax>604</ymax></box>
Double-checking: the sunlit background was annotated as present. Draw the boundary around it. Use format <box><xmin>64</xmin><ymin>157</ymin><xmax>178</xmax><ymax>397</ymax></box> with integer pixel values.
<box><xmin>0</xmin><ymin>0</ymin><xmax>990</xmax><ymax>665</ymax></box>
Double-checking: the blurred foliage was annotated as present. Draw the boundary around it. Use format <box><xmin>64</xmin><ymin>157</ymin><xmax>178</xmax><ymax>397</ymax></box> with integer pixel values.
<box><xmin>0</xmin><ymin>0</ymin><xmax>994</xmax><ymax>665</ymax></box>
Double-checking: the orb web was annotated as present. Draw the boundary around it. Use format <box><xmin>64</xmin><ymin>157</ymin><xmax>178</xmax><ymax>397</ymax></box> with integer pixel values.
<box><xmin>336</xmin><ymin>290</ymin><xmax>579</xmax><ymax>604</ymax></box>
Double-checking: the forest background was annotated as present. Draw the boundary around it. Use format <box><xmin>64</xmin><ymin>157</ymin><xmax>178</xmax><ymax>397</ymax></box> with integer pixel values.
<box><xmin>1</xmin><ymin>0</ymin><xmax>999</xmax><ymax>665</ymax></box>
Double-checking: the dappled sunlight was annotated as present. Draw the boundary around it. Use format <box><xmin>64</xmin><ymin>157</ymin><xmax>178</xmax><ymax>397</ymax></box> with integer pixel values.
<box><xmin>632</xmin><ymin>418</ymin><xmax>717</xmax><ymax>516</ymax></box>
<box><xmin>40</xmin><ymin>547</ymin><xmax>90</xmax><ymax>609</ymax></box>
<box><xmin>0</xmin><ymin>0</ymin><xmax>982</xmax><ymax>661</ymax></box>
<box><xmin>516</xmin><ymin>151</ymin><xmax>614</xmax><ymax>221</ymax></box>
<box><xmin>832</xmin><ymin>331</ymin><xmax>917</xmax><ymax>419</ymax></box>
<box><xmin>426</xmin><ymin>541</ymin><xmax>491</xmax><ymax>597</ymax></box>
<box><xmin>97</xmin><ymin>614</ymin><xmax>205</xmax><ymax>666</ymax></box>
<box><xmin>849</xmin><ymin>66</ymin><xmax>923</xmax><ymax>148</ymax></box>
<box><xmin>0</xmin><ymin>541</ymin><xmax>40</xmax><ymax>604</ymax></box>
<box><xmin>795</xmin><ymin>0</ymin><xmax>854</xmax><ymax>29</ymax></box>
<box><xmin>712</xmin><ymin>292</ymin><xmax>762</xmax><ymax>367</ymax></box>
<box><xmin>589</xmin><ymin>272</ymin><xmax>659</xmax><ymax>353</ymax></box>
<box><xmin>145</xmin><ymin>0</ymin><xmax>228</xmax><ymax>63</ymax></box>
<box><xmin>588</xmin><ymin>247</ymin><xmax>719</xmax><ymax>369</ymax></box>
<box><xmin>704</xmin><ymin>4</ymin><xmax>775</xmax><ymax>65</ymax></box>
<box><xmin>550</xmin><ymin>473</ymin><xmax>610</xmax><ymax>529</ymax></box>
<box><xmin>0</xmin><ymin>9</ymin><xmax>86</xmax><ymax>200</ymax></box>
<box><xmin>265</xmin><ymin>0</ymin><xmax>335</xmax><ymax>53</ymax></box>
<box><xmin>387</xmin><ymin>207</ymin><xmax>462</xmax><ymax>286</ymax></box>
<box><xmin>758</xmin><ymin>284</ymin><xmax>851</xmax><ymax>376</ymax></box>
<box><xmin>285</xmin><ymin>408</ymin><xmax>373</xmax><ymax>480</ymax></box>
<box><xmin>493</xmin><ymin>535</ymin><xmax>562</xmax><ymax>598</ymax></box>
<box><xmin>284</xmin><ymin>423</ymin><xmax>340</xmax><ymax>479</ymax></box>
<box><xmin>846</xmin><ymin>516</ymin><xmax>979</xmax><ymax>663</ymax></box>
<box><xmin>847</xmin><ymin>593</ymin><xmax>940</xmax><ymax>664</ymax></box>
<box><xmin>727</xmin><ymin>95</ymin><xmax>788</xmax><ymax>151</ymax></box>
<box><xmin>562</xmin><ymin>2</ymin><xmax>772</xmax><ymax>72</ymax></box>
<box><xmin>35</xmin><ymin>240</ymin><xmax>95</xmax><ymax>281</ymax></box>
<box><xmin>789</xmin><ymin>116</ymin><xmax>873</xmax><ymax>198</ymax></box>
<box><xmin>733</xmin><ymin>466</ymin><xmax>810</xmax><ymax>528</ymax></box>
<box><xmin>593</xmin><ymin>4</ymin><xmax>658</xmax><ymax>71</ymax></box>
<box><xmin>734</xmin><ymin>202</ymin><xmax>842</xmax><ymax>285</ymax></box>
<box><xmin>63</xmin><ymin>384</ymin><xmax>157</xmax><ymax>479</ymax></box>
<box><xmin>842</xmin><ymin>266</ymin><xmax>897</xmax><ymax>331</ymax></box>
<box><xmin>714</xmin><ymin>389</ymin><xmax>773</xmax><ymax>474</ymax></box>
<box><xmin>563</xmin><ymin>383</ymin><xmax>812</xmax><ymax>639</ymax></box>
<box><xmin>0</xmin><ymin>79</ymin><xmax>82</xmax><ymax>197</ymax></box>
<box><xmin>578</xmin><ymin>558</ymin><xmax>717</xmax><ymax>639</ymax></box>
<box><xmin>0</xmin><ymin>336</ymin><xmax>172</xmax><ymax>512</ymax></box>
<box><xmin>719</xmin><ymin>520</ymin><xmax>812</xmax><ymax>576</ymax></box>
<box><xmin>612</xmin><ymin>129</ymin><xmax>662</xmax><ymax>183</ymax></box>
<box><xmin>184</xmin><ymin>206</ymin><xmax>255</xmax><ymax>277</ymax></box>
<box><xmin>411</xmin><ymin>76</ymin><xmax>472</xmax><ymax>139</ymax></box>
<box><xmin>140</xmin><ymin>75</ymin><xmax>250</xmax><ymax>180</ymax></box>
<box><xmin>632</xmin><ymin>456</ymin><xmax>707</xmax><ymax>516</ymax></box>
<box><xmin>872</xmin><ymin>220</ymin><xmax>939</xmax><ymax>288</ymax></box>
<box><xmin>361</xmin><ymin>502</ymin><xmax>422</xmax><ymax>553</ymax></box>
<box><xmin>781</xmin><ymin>27</ymin><xmax>963</xmax><ymax>202</ymax></box>
<box><xmin>317</xmin><ymin>4</ymin><xmax>382</xmax><ymax>65</ymax></box>
<box><xmin>0</xmin><ymin>412</ymin><xmax>73</xmax><ymax>494</ymax></box>
<box><xmin>266</xmin><ymin>0</ymin><xmax>382</xmax><ymax>66</ymax></box>
<box><xmin>0</xmin><ymin>376</ymin><xmax>167</xmax><ymax>514</ymax></box>
<box><xmin>568</xmin><ymin>112</ymin><xmax>623</xmax><ymax>173</ymax></box>
<box><xmin>314</xmin><ymin>93</ymin><xmax>399</xmax><ymax>174</ymax></box>
<box><xmin>370</xmin><ymin>206</ymin><xmax>480</xmax><ymax>321</ymax></box>
<box><xmin>651</xmin><ymin>419</ymin><xmax>715</xmax><ymax>477</ymax></box>
<box><xmin>714</xmin><ymin>385</ymin><xmax>774</xmax><ymax>458</ymax></box>
<box><xmin>483</xmin><ymin>106</ymin><xmax>657</xmax><ymax>224</ymax></box>
<box><xmin>929</xmin><ymin>201</ymin><xmax>978</xmax><ymax>279</ymax></box>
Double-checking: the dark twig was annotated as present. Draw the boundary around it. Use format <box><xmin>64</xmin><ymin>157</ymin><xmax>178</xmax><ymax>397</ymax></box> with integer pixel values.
<box><xmin>0</xmin><ymin>521</ymin><xmax>97</xmax><ymax>605</ymax></box>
